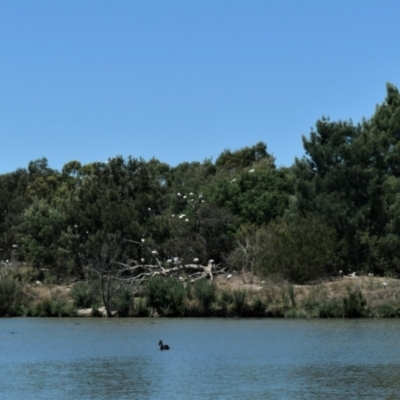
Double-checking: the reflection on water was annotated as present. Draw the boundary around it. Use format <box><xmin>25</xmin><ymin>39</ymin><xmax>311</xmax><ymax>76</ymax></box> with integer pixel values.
<box><xmin>1</xmin><ymin>318</ymin><xmax>400</xmax><ymax>399</ymax></box>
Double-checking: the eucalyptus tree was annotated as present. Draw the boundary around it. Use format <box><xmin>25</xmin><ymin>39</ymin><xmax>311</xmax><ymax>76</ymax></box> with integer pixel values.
<box><xmin>215</xmin><ymin>141</ymin><xmax>271</xmax><ymax>175</ymax></box>
<box><xmin>207</xmin><ymin>158</ymin><xmax>293</xmax><ymax>226</ymax></box>
<box><xmin>0</xmin><ymin>168</ymin><xmax>30</xmax><ymax>261</ymax></box>
<box><xmin>293</xmin><ymin>83</ymin><xmax>400</xmax><ymax>274</ymax></box>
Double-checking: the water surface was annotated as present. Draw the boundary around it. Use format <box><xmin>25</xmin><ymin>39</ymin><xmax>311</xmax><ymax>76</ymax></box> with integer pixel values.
<box><xmin>1</xmin><ymin>318</ymin><xmax>399</xmax><ymax>399</ymax></box>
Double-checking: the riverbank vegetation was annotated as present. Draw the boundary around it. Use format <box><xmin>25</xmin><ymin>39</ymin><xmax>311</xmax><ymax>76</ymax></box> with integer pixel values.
<box><xmin>1</xmin><ymin>268</ymin><xmax>400</xmax><ymax>318</ymax></box>
<box><xmin>2</xmin><ymin>83</ymin><xmax>400</xmax><ymax>317</ymax></box>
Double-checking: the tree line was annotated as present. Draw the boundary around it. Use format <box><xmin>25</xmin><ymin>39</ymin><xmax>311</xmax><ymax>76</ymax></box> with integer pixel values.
<box><xmin>2</xmin><ymin>83</ymin><xmax>400</xmax><ymax>286</ymax></box>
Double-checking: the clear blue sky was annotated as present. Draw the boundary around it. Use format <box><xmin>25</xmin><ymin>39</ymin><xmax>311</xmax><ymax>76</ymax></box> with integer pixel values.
<box><xmin>1</xmin><ymin>1</ymin><xmax>399</xmax><ymax>173</ymax></box>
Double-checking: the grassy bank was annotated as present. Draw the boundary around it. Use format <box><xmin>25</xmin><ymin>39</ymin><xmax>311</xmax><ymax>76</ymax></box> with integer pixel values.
<box><xmin>1</xmin><ymin>267</ymin><xmax>400</xmax><ymax>318</ymax></box>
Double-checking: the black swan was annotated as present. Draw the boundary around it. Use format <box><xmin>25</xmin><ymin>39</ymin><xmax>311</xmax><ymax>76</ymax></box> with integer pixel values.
<box><xmin>159</xmin><ymin>340</ymin><xmax>170</xmax><ymax>350</ymax></box>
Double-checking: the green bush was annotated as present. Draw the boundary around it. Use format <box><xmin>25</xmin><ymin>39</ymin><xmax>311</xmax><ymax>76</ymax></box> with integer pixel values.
<box><xmin>145</xmin><ymin>276</ymin><xmax>185</xmax><ymax>316</ymax></box>
<box><xmin>218</xmin><ymin>290</ymin><xmax>234</xmax><ymax>310</ymax></box>
<box><xmin>114</xmin><ymin>288</ymin><xmax>132</xmax><ymax>317</ymax></box>
<box><xmin>252</xmin><ymin>297</ymin><xmax>266</xmax><ymax>315</ymax></box>
<box><xmin>0</xmin><ymin>278</ymin><xmax>22</xmax><ymax>316</ymax></box>
<box><xmin>133</xmin><ymin>297</ymin><xmax>149</xmax><ymax>317</ymax></box>
<box><xmin>70</xmin><ymin>282</ymin><xmax>96</xmax><ymax>309</ymax></box>
<box><xmin>24</xmin><ymin>297</ymin><xmax>74</xmax><ymax>317</ymax></box>
<box><xmin>318</xmin><ymin>300</ymin><xmax>343</xmax><ymax>318</ymax></box>
<box><xmin>255</xmin><ymin>214</ymin><xmax>337</xmax><ymax>283</ymax></box>
<box><xmin>343</xmin><ymin>289</ymin><xmax>368</xmax><ymax>318</ymax></box>
<box><xmin>233</xmin><ymin>289</ymin><xmax>246</xmax><ymax>315</ymax></box>
<box><xmin>194</xmin><ymin>280</ymin><xmax>216</xmax><ymax>312</ymax></box>
<box><xmin>9</xmin><ymin>267</ymin><xmax>41</xmax><ymax>284</ymax></box>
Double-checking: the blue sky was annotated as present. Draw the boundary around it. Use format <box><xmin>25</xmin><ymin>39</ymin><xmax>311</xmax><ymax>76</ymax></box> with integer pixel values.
<box><xmin>1</xmin><ymin>1</ymin><xmax>399</xmax><ymax>173</ymax></box>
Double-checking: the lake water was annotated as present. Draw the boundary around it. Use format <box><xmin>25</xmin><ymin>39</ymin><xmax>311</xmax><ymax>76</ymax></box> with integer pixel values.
<box><xmin>1</xmin><ymin>318</ymin><xmax>400</xmax><ymax>399</ymax></box>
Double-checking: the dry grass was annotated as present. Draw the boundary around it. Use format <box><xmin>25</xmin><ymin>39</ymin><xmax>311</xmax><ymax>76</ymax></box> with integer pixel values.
<box><xmin>3</xmin><ymin>265</ymin><xmax>399</xmax><ymax>317</ymax></box>
<box><xmin>215</xmin><ymin>273</ymin><xmax>400</xmax><ymax>317</ymax></box>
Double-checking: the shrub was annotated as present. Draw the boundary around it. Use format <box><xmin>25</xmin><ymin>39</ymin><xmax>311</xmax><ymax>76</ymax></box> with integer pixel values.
<box><xmin>218</xmin><ymin>290</ymin><xmax>234</xmax><ymax>309</ymax></box>
<box><xmin>343</xmin><ymin>289</ymin><xmax>368</xmax><ymax>318</ymax></box>
<box><xmin>9</xmin><ymin>266</ymin><xmax>41</xmax><ymax>284</ymax></box>
<box><xmin>233</xmin><ymin>289</ymin><xmax>246</xmax><ymax>315</ymax></box>
<box><xmin>114</xmin><ymin>288</ymin><xmax>133</xmax><ymax>317</ymax></box>
<box><xmin>24</xmin><ymin>296</ymin><xmax>74</xmax><ymax>317</ymax></box>
<box><xmin>0</xmin><ymin>278</ymin><xmax>22</xmax><ymax>316</ymax></box>
<box><xmin>255</xmin><ymin>214</ymin><xmax>337</xmax><ymax>283</ymax></box>
<box><xmin>318</xmin><ymin>300</ymin><xmax>343</xmax><ymax>318</ymax></box>
<box><xmin>145</xmin><ymin>276</ymin><xmax>185</xmax><ymax>316</ymax></box>
<box><xmin>133</xmin><ymin>297</ymin><xmax>149</xmax><ymax>317</ymax></box>
<box><xmin>70</xmin><ymin>282</ymin><xmax>96</xmax><ymax>309</ymax></box>
<box><xmin>194</xmin><ymin>280</ymin><xmax>216</xmax><ymax>312</ymax></box>
<box><xmin>252</xmin><ymin>297</ymin><xmax>266</xmax><ymax>315</ymax></box>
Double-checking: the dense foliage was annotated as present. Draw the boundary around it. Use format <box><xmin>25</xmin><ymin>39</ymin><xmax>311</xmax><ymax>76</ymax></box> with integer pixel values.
<box><xmin>2</xmin><ymin>84</ymin><xmax>400</xmax><ymax>286</ymax></box>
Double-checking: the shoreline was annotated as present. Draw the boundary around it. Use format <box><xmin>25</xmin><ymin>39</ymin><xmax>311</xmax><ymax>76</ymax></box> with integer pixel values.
<box><xmin>2</xmin><ymin>272</ymin><xmax>400</xmax><ymax>319</ymax></box>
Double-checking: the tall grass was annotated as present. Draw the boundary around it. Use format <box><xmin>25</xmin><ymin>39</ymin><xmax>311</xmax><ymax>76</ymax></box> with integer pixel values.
<box><xmin>70</xmin><ymin>281</ymin><xmax>96</xmax><ymax>309</ymax></box>
<box><xmin>233</xmin><ymin>289</ymin><xmax>246</xmax><ymax>315</ymax></box>
<box><xmin>251</xmin><ymin>297</ymin><xmax>266</xmax><ymax>315</ymax></box>
<box><xmin>194</xmin><ymin>280</ymin><xmax>216</xmax><ymax>313</ymax></box>
<box><xmin>343</xmin><ymin>289</ymin><xmax>368</xmax><ymax>318</ymax></box>
<box><xmin>284</xmin><ymin>307</ymin><xmax>308</xmax><ymax>318</ymax></box>
<box><xmin>0</xmin><ymin>278</ymin><xmax>22</xmax><ymax>316</ymax></box>
<box><xmin>318</xmin><ymin>300</ymin><xmax>343</xmax><ymax>318</ymax></box>
<box><xmin>218</xmin><ymin>290</ymin><xmax>234</xmax><ymax>311</ymax></box>
<box><xmin>23</xmin><ymin>296</ymin><xmax>74</xmax><ymax>317</ymax></box>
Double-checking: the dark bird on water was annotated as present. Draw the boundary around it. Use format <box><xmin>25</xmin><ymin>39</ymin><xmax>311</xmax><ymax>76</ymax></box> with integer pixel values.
<box><xmin>159</xmin><ymin>340</ymin><xmax>170</xmax><ymax>350</ymax></box>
